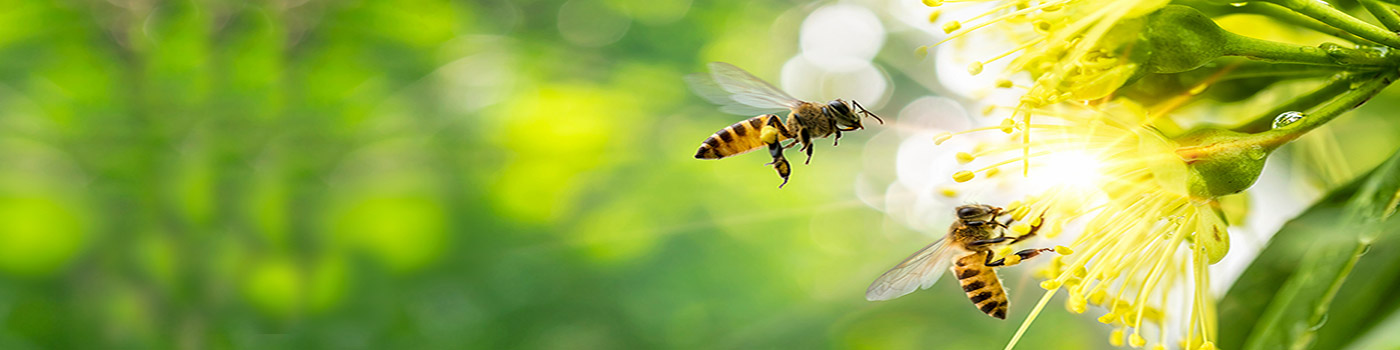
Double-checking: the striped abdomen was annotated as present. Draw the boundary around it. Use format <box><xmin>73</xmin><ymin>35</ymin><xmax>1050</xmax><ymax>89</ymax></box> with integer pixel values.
<box><xmin>954</xmin><ymin>252</ymin><xmax>1009</xmax><ymax>319</ymax></box>
<box><xmin>695</xmin><ymin>114</ymin><xmax>788</xmax><ymax>159</ymax></box>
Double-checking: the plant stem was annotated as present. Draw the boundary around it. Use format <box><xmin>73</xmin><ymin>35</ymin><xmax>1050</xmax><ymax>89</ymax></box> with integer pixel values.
<box><xmin>1252</xmin><ymin>70</ymin><xmax>1399</xmax><ymax>148</ymax></box>
<box><xmin>1223</xmin><ymin>32</ymin><xmax>1395</xmax><ymax>67</ymax></box>
<box><xmin>1266</xmin><ymin>0</ymin><xmax>1400</xmax><ymax>49</ymax></box>
<box><xmin>1232</xmin><ymin>74</ymin><xmax>1361</xmax><ymax>133</ymax></box>
<box><xmin>1360</xmin><ymin>0</ymin><xmax>1400</xmax><ymax>32</ymax></box>
<box><xmin>1238</xmin><ymin>2</ymin><xmax>1374</xmax><ymax>44</ymax></box>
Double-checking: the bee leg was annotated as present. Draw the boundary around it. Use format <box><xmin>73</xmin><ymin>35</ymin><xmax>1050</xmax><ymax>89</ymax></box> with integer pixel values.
<box><xmin>765</xmin><ymin>141</ymin><xmax>792</xmax><ymax>188</ymax></box>
<box><xmin>833</xmin><ymin>129</ymin><xmax>841</xmax><ymax>146</ymax></box>
<box><xmin>985</xmin><ymin>248</ymin><xmax>1057</xmax><ymax>267</ymax></box>
<box><xmin>800</xmin><ymin>130</ymin><xmax>814</xmax><ymax>164</ymax></box>
<box><xmin>967</xmin><ymin>237</ymin><xmax>1011</xmax><ymax>248</ymax></box>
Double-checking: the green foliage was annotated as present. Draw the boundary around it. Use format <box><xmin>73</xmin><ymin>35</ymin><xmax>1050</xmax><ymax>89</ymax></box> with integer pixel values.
<box><xmin>1220</xmin><ymin>149</ymin><xmax>1400</xmax><ymax>350</ymax></box>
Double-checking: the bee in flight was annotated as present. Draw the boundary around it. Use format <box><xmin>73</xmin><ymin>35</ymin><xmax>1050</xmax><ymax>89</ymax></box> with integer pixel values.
<box><xmin>688</xmin><ymin>62</ymin><xmax>882</xmax><ymax>187</ymax></box>
<box><xmin>866</xmin><ymin>204</ymin><xmax>1056</xmax><ymax>319</ymax></box>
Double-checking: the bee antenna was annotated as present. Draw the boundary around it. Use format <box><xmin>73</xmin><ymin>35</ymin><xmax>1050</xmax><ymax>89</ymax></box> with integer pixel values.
<box><xmin>851</xmin><ymin>100</ymin><xmax>883</xmax><ymax>124</ymax></box>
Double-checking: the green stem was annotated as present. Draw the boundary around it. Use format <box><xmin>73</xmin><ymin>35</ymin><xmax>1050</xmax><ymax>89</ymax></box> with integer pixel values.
<box><xmin>1267</xmin><ymin>0</ymin><xmax>1400</xmax><ymax>49</ymax></box>
<box><xmin>1361</xmin><ymin>0</ymin><xmax>1400</xmax><ymax>32</ymax></box>
<box><xmin>1254</xmin><ymin>70</ymin><xmax>1399</xmax><ymax>148</ymax></box>
<box><xmin>1222</xmin><ymin>32</ymin><xmax>1395</xmax><ymax>67</ymax></box>
<box><xmin>1239</xmin><ymin>2</ymin><xmax>1375</xmax><ymax>44</ymax></box>
<box><xmin>1182</xmin><ymin>70</ymin><xmax>1397</xmax><ymax>165</ymax></box>
<box><xmin>1232</xmin><ymin>74</ymin><xmax>1360</xmax><ymax>133</ymax></box>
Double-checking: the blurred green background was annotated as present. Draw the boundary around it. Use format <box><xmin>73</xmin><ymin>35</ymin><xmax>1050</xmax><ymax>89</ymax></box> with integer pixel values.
<box><xmin>0</xmin><ymin>0</ymin><xmax>1126</xmax><ymax>349</ymax></box>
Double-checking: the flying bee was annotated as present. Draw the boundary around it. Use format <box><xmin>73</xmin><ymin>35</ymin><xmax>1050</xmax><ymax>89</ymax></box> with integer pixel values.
<box><xmin>688</xmin><ymin>62</ymin><xmax>882</xmax><ymax>187</ymax></box>
<box><xmin>866</xmin><ymin>204</ymin><xmax>1057</xmax><ymax>319</ymax></box>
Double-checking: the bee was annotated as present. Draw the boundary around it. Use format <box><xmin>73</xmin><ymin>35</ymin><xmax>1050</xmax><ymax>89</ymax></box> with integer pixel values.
<box><xmin>865</xmin><ymin>204</ymin><xmax>1056</xmax><ymax>319</ymax></box>
<box><xmin>688</xmin><ymin>62</ymin><xmax>882</xmax><ymax>187</ymax></box>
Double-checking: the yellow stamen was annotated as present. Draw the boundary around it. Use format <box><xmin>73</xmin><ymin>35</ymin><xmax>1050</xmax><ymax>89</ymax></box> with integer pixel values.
<box><xmin>956</xmin><ymin>152</ymin><xmax>976</xmax><ymax>164</ymax></box>
<box><xmin>1055</xmin><ymin>245</ymin><xmax>1073</xmax><ymax>255</ymax></box>
<box><xmin>953</xmin><ymin>170</ymin><xmax>975</xmax><ymax>182</ymax></box>
<box><xmin>943</xmin><ymin>20</ymin><xmax>962</xmax><ymax>34</ymax></box>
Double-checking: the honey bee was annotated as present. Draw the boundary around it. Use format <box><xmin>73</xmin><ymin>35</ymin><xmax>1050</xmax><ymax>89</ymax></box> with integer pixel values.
<box><xmin>688</xmin><ymin>62</ymin><xmax>882</xmax><ymax>187</ymax></box>
<box><xmin>866</xmin><ymin>204</ymin><xmax>1055</xmax><ymax>319</ymax></box>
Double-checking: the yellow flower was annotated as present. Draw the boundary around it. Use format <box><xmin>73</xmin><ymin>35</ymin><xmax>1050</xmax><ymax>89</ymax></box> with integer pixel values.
<box><xmin>927</xmin><ymin>0</ymin><xmax>1170</xmax><ymax>174</ymax></box>
<box><xmin>940</xmin><ymin>100</ymin><xmax>1227</xmax><ymax>350</ymax></box>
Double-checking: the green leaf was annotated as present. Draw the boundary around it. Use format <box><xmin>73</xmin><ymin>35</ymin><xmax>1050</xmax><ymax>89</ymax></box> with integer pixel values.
<box><xmin>1219</xmin><ymin>148</ymin><xmax>1400</xmax><ymax>350</ymax></box>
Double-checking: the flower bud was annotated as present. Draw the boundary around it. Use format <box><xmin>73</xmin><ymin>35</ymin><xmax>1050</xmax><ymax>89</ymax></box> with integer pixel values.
<box><xmin>1173</xmin><ymin>128</ymin><xmax>1277</xmax><ymax>198</ymax></box>
<box><xmin>1140</xmin><ymin>5</ymin><xmax>1227</xmax><ymax>74</ymax></box>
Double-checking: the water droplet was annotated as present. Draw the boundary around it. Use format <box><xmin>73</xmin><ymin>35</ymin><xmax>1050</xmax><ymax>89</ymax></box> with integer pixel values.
<box><xmin>1229</xmin><ymin>2</ymin><xmax>1247</xmax><ymax>6</ymax></box>
<box><xmin>1247</xmin><ymin>145</ymin><xmax>1266</xmax><ymax>160</ymax></box>
<box><xmin>1272</xmin><ymin>111</ymin><xmax>1305</xmax><ymax>129</ymax></box>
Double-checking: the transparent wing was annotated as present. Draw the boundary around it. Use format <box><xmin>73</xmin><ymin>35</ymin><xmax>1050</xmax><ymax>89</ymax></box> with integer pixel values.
<box><xmin>691</xmin><ymin>62</ymin><xmax>802</xmax><ymax>111</ymax></box>
<box><xmin>684</xmin><ymin>72</ymin><xmax>789</xmax><ymax>116</ymax></box>
<box><xmin>865</xmin><ymin>237</ymin><xmax>960</xmax><ymax>301</ymax></box>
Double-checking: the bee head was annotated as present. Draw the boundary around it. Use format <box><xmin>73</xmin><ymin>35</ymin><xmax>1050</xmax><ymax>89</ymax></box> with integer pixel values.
<box><xmin>955</xmin><ymin>204</ymin><xmax>1000</xmax><ymax>226</ymax></box>
<box><xmin>826</xmin><ymin>100</ymin><xmax>863</xmax><ymax>129</ymax></box>
<box><xmin>826</xmin><ymin>99</ymin><xmax>882</xmax><ymax>129</ymax></box>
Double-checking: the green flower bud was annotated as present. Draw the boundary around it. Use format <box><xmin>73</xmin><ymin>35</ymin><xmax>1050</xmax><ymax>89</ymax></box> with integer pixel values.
<box><xmin>1141</xmin><ymin>5</ymin><xmax>1228</xmax><ymax>74</ymax></box>
<box><xmin>1173</xmin><ymin>128</ymin><xmax>1279</xmax><ymax>198</ymax></box>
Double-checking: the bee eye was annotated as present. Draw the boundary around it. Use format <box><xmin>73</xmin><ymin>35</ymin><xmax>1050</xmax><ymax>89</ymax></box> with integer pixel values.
<box><xmin>957</xmin><ymin>206</ymin><xmax>981</xmax><ymax>218</ymax></box>
<box><xmin>827</xmin><ymin>100</ymin><xmax>851</xmax><ymax>115</ymax></box>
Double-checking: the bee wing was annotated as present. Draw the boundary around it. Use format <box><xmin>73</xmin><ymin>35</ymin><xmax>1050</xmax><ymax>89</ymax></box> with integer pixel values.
<box><xmin>687</xmin><ymin>62</ymin><xmax>802</xmax><ymax>113</ymax></box>
<box><xmin>865</xmin><ymin>237</ymin><xmax>960</xmax><ymax>301</ymax></box>
<box><xmin>684</xmin><ymin>73</ymin><xmax>790</xmax><ymax>116</ymax></box>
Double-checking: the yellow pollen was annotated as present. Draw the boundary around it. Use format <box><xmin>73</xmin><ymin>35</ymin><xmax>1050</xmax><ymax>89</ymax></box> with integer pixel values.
<box><xmin>1055</xmin><ymin>245</ymin><xmax>1074</xmax><ymax>255</ymax></box>
<box><xmin>995</xmin><ymin>79</ymin><xmax>1014</xmax><ymax>88</ymax></box>
<box><xmin>1030</xmin><ymin>216</ymin><xmax>1042</xmax><ymax>227</ymax></box>
<box><xmin>1130</xmin><ymin>333</ymin><xmax>1146</xmax><ymax>348</ymax></box>
<box><xmin>1099</xmin><ymin>312</ymin><xmax>1118</xmax><ymax>324</ymax></box>
<box><xmin>1040</xmin><ymin>280</ymin><xmax>1060</xmax><ymax>290</ymax></box>
<box><xmin>915</xmin><ymin>46</ymin><xmax>929</xmax><ymax>58</ymax></box>
<box><xmin>984</xmin><ymin>167</ymin><xmax>1001</xmax><ymax>177</ymax></box>
<box><xmin>1004</xmin><ymin>254</ymin><xmax>1022</xmax><ymax>266</ymax></box>
<box><xmin>953</xmin><ymin>170</ymin><xmax>975</xmax><ymax>182</ymax></box>
<box><xmin>1090</xmin><ymin>289</ymin><xmax>1108</xmax><ymax>305</ymax></box>
<box><xmin>956</xmin><ymin>152</ymin><xmax>976</xmax><ymax>164</ymax></box>
<box><xmin>1064</xmin><ymin>276</ymin><xmax>1081</xmax><ymax>286</ymax></box>
<box><xmin>922</xmin><ymin>0</ymin><xmax>942</xmax><ymax>6</ymax></box>
<box><xmin>760</xmin><ymin>127</ymin><xmax>780</xmax><ymax>144</ymax></box>
<box><xmin>1011</xmin><ymin>223</ymin><xmax>1032</xmax><ymax>235</ymax></box>
<box><xmin>968</xmin><ymin>61</ymin><xmax>984</xmax><ymax>75</ymax></box>
<box><xmin>982</xmin><ymin>104</ymin><xmax>997</xmax><ymax>116</ymax></box>
<box><xmin>1072</xmin><ymin>265</ymin><xmax>1087</xmax><ymax>277</ymax></box>
<box><xmin>1109</xmin><ymin>329</ymin><xmax>1125</xmax><ymax>347</ymax></box>
<box><xmin>1011</xmin><ymin>205</ymin><xmax>1030</xmax><ymax>221</ymax></box>
<box><xmin>1152</xmin><ymin>345</ymin><xmax>1165</xmax><ymax>350</ymax></box>
<box><xmin>942</xmin><ymin>20</ymin><xmax>961</xmax><ymax>34</ymax></box>
<box><xmin>928</xmin><ymin>10</ymin><xmax>941</xmax><ymax>23</ymax></box>
<box><xmin>999</xmin><ymin>118</ymin><xmax>1015</xmax><ymax>133</ymax></box>
<box><xmin>1067</xmin><ymin>294</ymin><xmax>1087</xmax><ymax>313</ymax></box>
<box><xmin>938</xmin><ymin>186</ymin><xmax>958</xmax><ymax>197</ymax></box>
